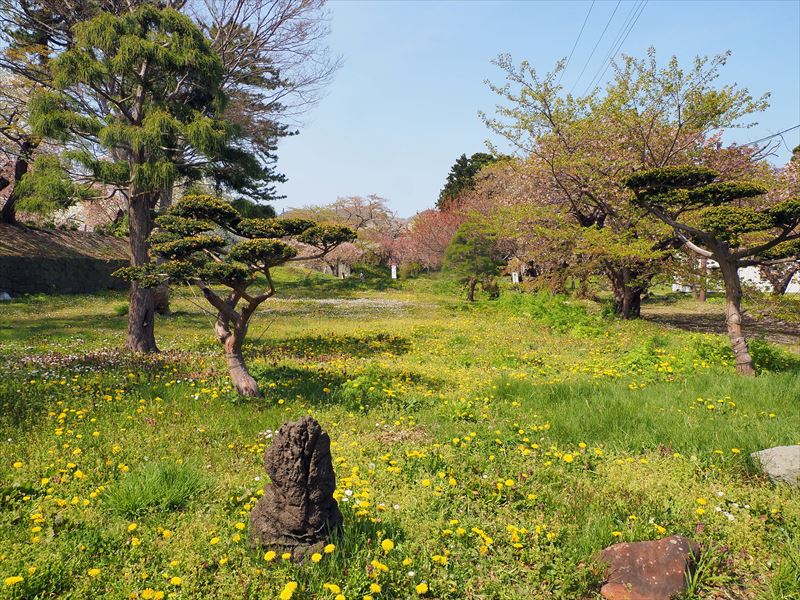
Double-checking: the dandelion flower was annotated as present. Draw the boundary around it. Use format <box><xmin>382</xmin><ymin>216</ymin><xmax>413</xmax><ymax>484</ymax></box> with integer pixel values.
<box><xmin>170</xmin><ymin>576</ymin><xmax>182</xmax><ymax>586</ymax></box>
<box><xmin>415</xmin><ymin>582</ymin><xmax>429</xmax><ymax>595</ymax></box>
<box><xmin>562</xmin><ymin>454</ymin><xmax>574</xmax><ymax>463</ymax></box>
<box><xmin>311</xmin><ymin>553</ymin><xmax>322</xmax><ymax>563</ymax></box>
<box><xmin>279</xmin><ymin>581</ymin><xmax>298</xmax><ymax>599</ymax></box>
<box><xmin>264</xmin><ymin>551</ymin><xmax>277</xmax><ymax>562</ymax></box>
<box><xmin>128</xmin><ymin>523</ymin><xmax>138</xmax><ymax>533</ymax></box>
<box><xmin>87</xmin><ymin>568</ymin><xmax>101</xmax><ymax>577</ymax></box>
<box><xmin>381</xmin><ymin>539</ymin><xmax>394</xmax><ymax>553</ymax></box>
<box><xmin>4</xmin><ymin>576</ymin><xmax>23</xmax><ymax>586</ymax></box>
<box><xmin>324</xmin><ymin>543</ymin><xmax>335</xmax><ymax>554</ymax></box>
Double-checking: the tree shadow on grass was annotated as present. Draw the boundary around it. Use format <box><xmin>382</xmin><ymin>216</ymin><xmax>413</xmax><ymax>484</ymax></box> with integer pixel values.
<box><xmin>0</xmin><ymin>313</ymin><xmax>127</xmax><ymax>344</ymax></box>
<box><xmin>276</xmin><ymin>272</ymin><xmax>401</xmax><ymax>299</ymax></box>
<box><xmin>642</xmin><ymin>310</ymin><xmax>800</xmax><ymax>348</ymax></box>
<box><xmin>249</xmin><ymin>332</ymin><xmax>411</xmax><ymax>361</ymax></box>
<box><xmin>248</xmin><ymin>363</ymin><xmax>440</xmax><ymax>412</ymax></box>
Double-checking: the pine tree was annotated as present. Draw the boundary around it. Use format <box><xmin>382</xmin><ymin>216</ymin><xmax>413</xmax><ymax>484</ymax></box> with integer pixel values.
<box><xmin>444</xmin><ymin>221</ymin><xmax>504</xmax><ymax>301</ymax></box>
<box><xmin>116</xmin><ymin>194</ymin><xmax>354</xmax><ymax>396</ymax></box>
<box><xmin>28</xmin><ymin>5</ymin><xmax>232</xmax><ymax>352</ymax></box>
<box><xmin>626</xmin><ymin>166</ymin><xmax>800</xmax><ymax>375</ymax></box>
<box><xmin>437</xmin><ymin>153</ymin><xmax>497</xmax><ymax>210</ymax></box>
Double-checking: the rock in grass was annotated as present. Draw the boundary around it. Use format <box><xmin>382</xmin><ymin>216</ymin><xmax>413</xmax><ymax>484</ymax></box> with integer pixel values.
<box><xmin>249</xmin><ymin>416</ymin><xmax>342</xmax><ymax>558</ymax></box>
<box><xmin>598</xmin><ymin>535</ymin><xmax>700</xmax><ymax>600</ymax></box>
<box><xmin>751</xmin><ymin>445</ymin><xmax>799</xmax><ymax>486</ymax></box>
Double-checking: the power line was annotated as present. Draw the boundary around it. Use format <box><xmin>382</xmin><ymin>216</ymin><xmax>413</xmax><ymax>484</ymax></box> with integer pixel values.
<box><xmin>742</xmin><ymin>124</ymin><xmax>800</xmax><ymax>146</ymax></box>
<box><xmin>556</xmin><ymin>0</ymin><xmax>596</xmax><ymax>87</ymax></box>
<box><xmin>583</xmin><ymin>0</ymin><xmax>647</xmax><ymax>94</ymax></box>
<box><xmin>568</xmin><ymin>0</ymin><xmax>622</xmax><ymax>95</ymax></box>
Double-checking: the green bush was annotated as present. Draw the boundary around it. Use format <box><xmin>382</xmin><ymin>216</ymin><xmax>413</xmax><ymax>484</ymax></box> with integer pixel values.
<box><xmin>494</xmin><ymin>291</ymin><xmax>602</xmax><ymax>335</ymax></box>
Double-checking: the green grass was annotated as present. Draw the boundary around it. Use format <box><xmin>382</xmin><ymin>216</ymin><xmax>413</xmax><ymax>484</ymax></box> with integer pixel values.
<box><xmin>103</xmin><ymin>462</ymin><xmax>207</xmax><ymax>517</ymax></box>
<box><xmin>0</xmin><ymin>268</ymin><xmax>798</xmax><ymax>599</ymax></box>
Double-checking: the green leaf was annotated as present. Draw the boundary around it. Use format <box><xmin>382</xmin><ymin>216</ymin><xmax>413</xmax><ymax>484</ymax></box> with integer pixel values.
<box><xmin>151</xmin><ymin>234</ymin><xmax>225</xmax><ymax>259</ymax></box>
<box><xmin>168</xmin><ymin>195</ymin><xmax>241</xmax><ymax>226</ymax></box>
<box><xmin>227</xmin><ymin>238</ymin><xmax>297</xmax><ymax>267</ymax></box>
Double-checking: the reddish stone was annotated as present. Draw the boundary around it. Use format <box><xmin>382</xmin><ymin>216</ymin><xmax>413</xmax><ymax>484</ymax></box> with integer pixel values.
<box><xmin>598</xmin><ymin>535</ymin><xmax>701</xmax><ymax>600</ymax></box>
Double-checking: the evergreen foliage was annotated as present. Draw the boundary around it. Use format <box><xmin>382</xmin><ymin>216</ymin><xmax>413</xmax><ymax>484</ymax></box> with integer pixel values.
<box><xmin>437</xmin><ymin>152</ymin><xmax>498</xmax><ymax>209</ymax></box>
<box><xmin>444</xmin><ymin>221</ymin><xmax>505</xmax><ymax>300</ymax></box>
<box><xmin>115</xmin><ymin>193</ymin><xmax>354</xmax><ymax>396</ymax></box>
<box><xmin>626</xmin><ymin>165</ymin><xmax>800</xmax><ymax>375</ymax></box>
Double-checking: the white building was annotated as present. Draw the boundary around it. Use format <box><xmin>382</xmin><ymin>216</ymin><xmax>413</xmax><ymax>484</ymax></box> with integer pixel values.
<box><xmin>672</xmin><ymin>260</ymin><xmax>800</xmax><ymax>294</ymax></box>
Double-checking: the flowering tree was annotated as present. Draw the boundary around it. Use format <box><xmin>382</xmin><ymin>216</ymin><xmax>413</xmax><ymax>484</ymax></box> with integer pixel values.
<box><xmin>626</xmin><ymin>166</ymin><xmax>799</xmax><ymax>375</ymax></box>
<box><xmin>482</xmin><ymin>50</ymin><xmax>769</xmax><ymax>318</ymax></box>
<box><xmin>116</xmin><ymin>194</ymin><xmax>354</xmax><ymax>396</ymax></box>
<box><xmin>401</xmin><ymin>209</ymin><xmax>464</xmax><ymax>271</ymax></box>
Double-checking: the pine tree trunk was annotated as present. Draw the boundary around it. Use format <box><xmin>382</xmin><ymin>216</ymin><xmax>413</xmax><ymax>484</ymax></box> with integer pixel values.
<box><xmin>719</xmin><ymin>258</ymin><xmax>755</xmax><ymax>376</ymax></box>
<box><xmin>126</xmin><ymin>190</ymin><xmax>158</xmax><ymax>353</ymax></box>
<box><xmin>466</xmin><ymin>276</ymin><xmax>477</xmax><ymax>302</ymax></box>
<box><xmin>0</xmin><ymin>150</ymin><xmax>31</xmax><ymax>225</ymax></box>
<box><xmin>224</xmin><ymin>335</ymin><xmax>260</xmax><ymax>397</ymax></box>
<box><xmin>697</xmin><ymin>256</ymin><xmax>707</xmax><ymax>302</ymax></box>
<box><xmin>778</xmin><ymin>269</ymin><xmax>799</xmax><ymax>295</ymax></box>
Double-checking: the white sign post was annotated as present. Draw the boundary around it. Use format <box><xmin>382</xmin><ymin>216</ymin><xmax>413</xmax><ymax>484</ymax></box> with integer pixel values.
<box><xmin>391</xmin><ymin>264</ymin><xmax>398</xmax><ymax>279</ymax></box>
<box><xmin>511</xmin><ymin>272</ymin><xmax>519</xmax><ymax>284</ymax></box>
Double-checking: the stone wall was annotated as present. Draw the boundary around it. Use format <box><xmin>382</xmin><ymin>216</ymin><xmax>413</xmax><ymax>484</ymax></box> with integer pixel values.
<box><xmin>0</xmin><ymin>224</ymin><xmax>130</xmax><ymax>295</ymax></box>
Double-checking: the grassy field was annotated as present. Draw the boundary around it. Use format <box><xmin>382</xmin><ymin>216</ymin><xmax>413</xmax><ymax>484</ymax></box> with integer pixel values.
<box><xmin>1</xmin><ymin>269</ymin><xmax>799</xmax><ymax>599</ymax></box>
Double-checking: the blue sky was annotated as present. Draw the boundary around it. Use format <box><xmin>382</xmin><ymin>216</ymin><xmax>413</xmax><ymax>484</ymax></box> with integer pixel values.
<box><xmin>274</xmin><ymin>0</ymin><xmax>800</xmax><ymax>217</ymax></box>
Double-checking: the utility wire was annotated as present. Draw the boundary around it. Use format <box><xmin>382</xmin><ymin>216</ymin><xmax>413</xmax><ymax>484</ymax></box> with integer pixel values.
<box><xmin>742</xmin><ymin>124</ymin><xmax>800</xmax><ymax>146</ymax></box>
<box><xmin>568</xmin><ymin>0</ymin><xmax>622</xmax><ymax>95</ymax></box>
<box><xmin>584</xmin><ymin>0</ymin><xmax>647</xmax><ymax>94</ymax></box>
<box><xmin>556</xmin><ymin>0</ymin><xmax>595</xmax><ymax>87</ymax></box>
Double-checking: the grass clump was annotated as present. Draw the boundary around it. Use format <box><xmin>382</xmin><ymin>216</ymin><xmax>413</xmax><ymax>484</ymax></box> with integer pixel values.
<box><xmin>104</xmin><ymin>461</ymin><xmax>206</xmax><ymax>517</ymax></box>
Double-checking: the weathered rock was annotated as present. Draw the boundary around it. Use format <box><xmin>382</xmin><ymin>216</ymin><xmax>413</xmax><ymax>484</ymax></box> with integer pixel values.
<box><xmin>751</xmin><ymin>445</ymin><xmax>799</xmax><ymax>486</ymax></box>
<box><xmin>249</xmin><ymin>416</ymin><xmax>342</xmax><ymax>554</ymax></box>
<box><xmin>598</xmin><ymin>535</ymin><xmax>700</xmax><ymax>600</ymax></box>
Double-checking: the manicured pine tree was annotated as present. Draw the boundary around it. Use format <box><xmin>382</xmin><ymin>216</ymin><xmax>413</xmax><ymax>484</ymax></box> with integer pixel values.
<box><xmin>116</xmin><ymin>194</ymin><xmax>354</xmax><ymax>396</ymax></box>
<box><xmin>626</xmin><ymin>166</ymin><xmax>800</xmax><ymax>375</ymax></box>
<box><xmin>444</xmin><ymin>221</ymin><xmax>505</xmax><ymax>301</ymax></box>
<box><xmin>28</xmin><ymin>5</ymin><xmax>232</xmax><ymax>352</ymax></box>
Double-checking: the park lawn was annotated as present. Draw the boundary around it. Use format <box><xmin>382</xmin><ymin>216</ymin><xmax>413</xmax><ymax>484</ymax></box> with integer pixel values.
<box><xmin>1</xmin><ymin>268</ymin><xmax>799</xmax><ymax>599</ymax></box>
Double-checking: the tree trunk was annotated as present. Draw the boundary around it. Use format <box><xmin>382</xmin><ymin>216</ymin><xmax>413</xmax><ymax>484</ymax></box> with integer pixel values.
<box><xmin>214</xmin><ymin>317</ymin><xmax>260</xmax><ymax>396</ymax></box>
<box><xmin>466</xmin><ymin>276</ymin><xmax>477</xmax><ymax>302</ymax></box>
<box><xmin>224</xmin><ymin>337</ymin><xmax>260</xmax><ymax>397</ymax></box>
<box><xmin>609</xmin><ymin>267</ymin><xmax>643</xmax><ymax>319</ymax></box>
<box><xmin>614</xmin><ymin>286</ymin><xmax>642</xmax><ymax>319</ymax></box>
<box><xmin>1</xmin><ymin>150</ymin><xmax>31</xmax><ymax>225</ymax></box>
<box><xmin>697</xmin><ymin>256</ymin><xmax>707</xmax><ymax>302</ymax></box>
<box><xmin>153</xmin><ymin>183</ymin><xmax>173</xmax><ymax>315</ymax></box>
<box><xmin>777</xmin><ymin>268</ymin><xmax>799</xmax><ymax>295</ymax></box>
<box><xmin>760</xmin><ymin>264</ymin><xmax>799</xmax><ymax>296</ymax></box>
<box><xmin>719</xmin><ymin>258</ymin><xmax>755</xmax><ymax>376</ymax></box>
<box><xmin>126</xmin><ymin>190</ymin><xmax>158</xmax><ymax>353</ymax></box>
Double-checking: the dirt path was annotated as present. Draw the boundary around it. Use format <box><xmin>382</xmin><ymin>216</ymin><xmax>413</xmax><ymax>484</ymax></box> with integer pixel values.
<box><xmin>642</xmin><ymin>302</ymin><xmax>800</xmax><ymax>352</ymax></box>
